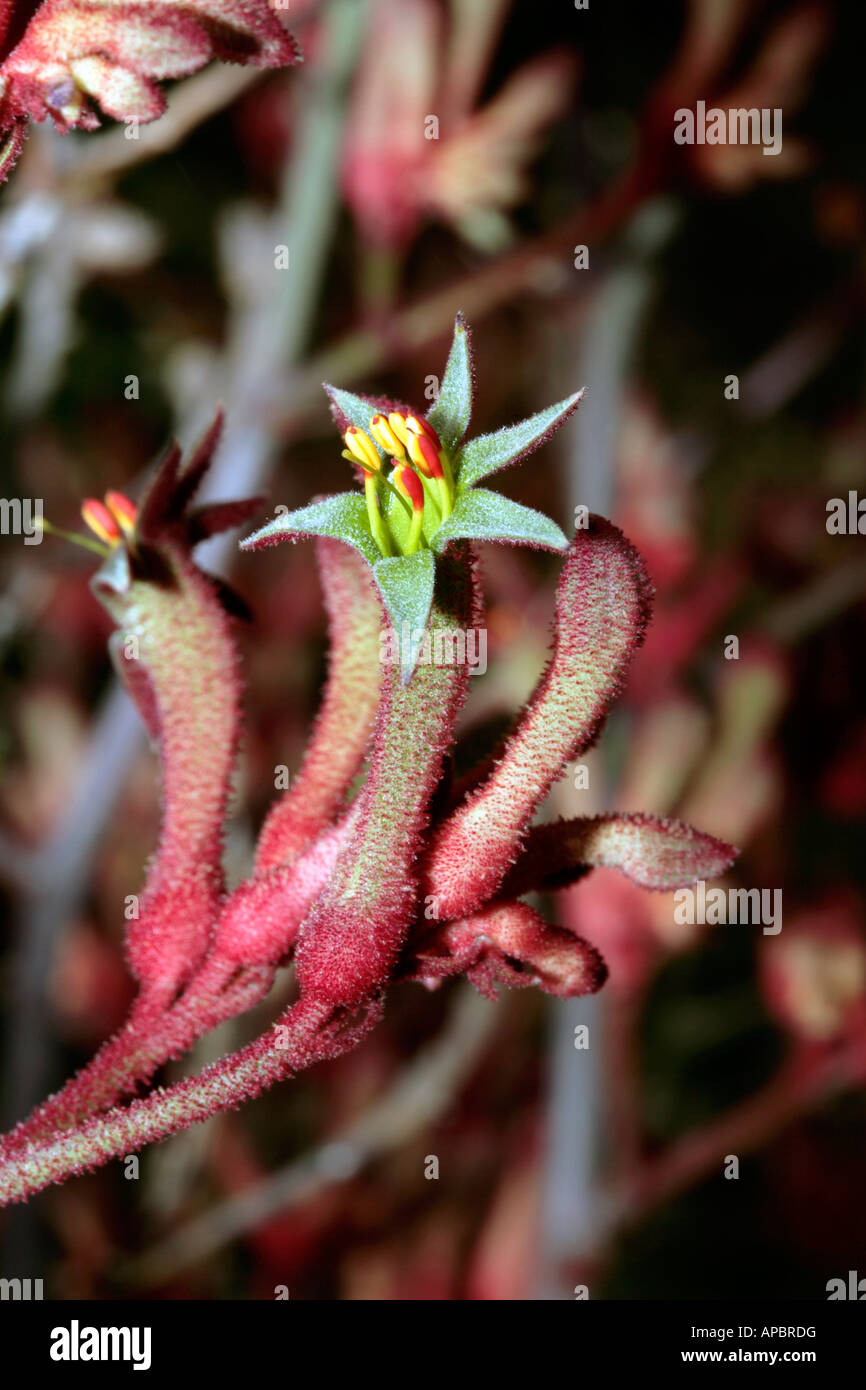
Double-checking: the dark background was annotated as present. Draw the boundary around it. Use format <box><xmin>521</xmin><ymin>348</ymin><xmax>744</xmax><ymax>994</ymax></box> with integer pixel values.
<box><xmin>1</xmin><ymin>0</ymin><xmax>864</xmax><ymax>1299</ymax></box>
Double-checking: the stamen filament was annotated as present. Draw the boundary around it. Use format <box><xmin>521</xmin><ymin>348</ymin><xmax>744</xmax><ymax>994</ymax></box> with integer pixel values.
<box><xmin>394</xmin><ymin>465</ymin><xmax>426</xmax><ymax>556</ymax></box>
<box><xmin>405</xmin><ymin>507</ymin><xmax>424</xmax><ymax>555</ymax></box>
<box><xmin>40</xmin><ymin>518</ymin><xmax>110</xmax><ymax>558</ymax></box>
<box><xmin>380</xmin><ymin>472</ymin><xmax>413</xmax><ymax>519</ymax></box>
<box><xmin>418</xmin><ymin>473</ymin><xmax>443</xmax><ymax>525</ymax></box>
<box><xmin>435</xmin><ymin>476</ymin><xmax>453</xmax><ymax>520</ymax></box>
<box><xmin>364</xmin><ymin>474</ymin><xmax>393</xmax><ymax>557</ymax></box>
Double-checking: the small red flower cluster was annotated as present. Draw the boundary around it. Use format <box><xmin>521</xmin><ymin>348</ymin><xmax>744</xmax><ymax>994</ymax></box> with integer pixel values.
<box><xmin>0</xmin><ymin>0</ymin><xmax>299</xmax><ymax>180</ymax></box>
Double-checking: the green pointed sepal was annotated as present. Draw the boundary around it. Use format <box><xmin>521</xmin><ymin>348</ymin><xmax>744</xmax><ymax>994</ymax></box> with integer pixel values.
<box><xmin>242</xmin><ymin>495</ymin><xmax>436</xmax><ymax>682</ymax></box>
<box><xmin>454</xmin><ymin>388</ymin><xmax>585</xmax><ymax>491</ymax></box>
<box><xmin>432</xmin><ymin>488</ymin><xmax>568</xmax><ymax>553</ymax></box>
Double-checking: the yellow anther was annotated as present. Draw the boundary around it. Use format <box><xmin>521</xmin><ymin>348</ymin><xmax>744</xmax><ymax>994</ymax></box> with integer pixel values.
<box><xmin>387</xmin><ymin>412</ymin><xmax>411</xmax><ymax>450</ymax></box>
<box><xmin>369</xmin><ymin>413</ymin><xmax>407</xmax><ymax>460</ymax></box>
<box><xmin>344</xmin><ymin>426</ymin><xmax>381</xmax><ymax>474</ymax></box>
<box><xmin>405</xmin><ymin>415</ymin><xmax>442</xmax><ymax>451</ymax></box>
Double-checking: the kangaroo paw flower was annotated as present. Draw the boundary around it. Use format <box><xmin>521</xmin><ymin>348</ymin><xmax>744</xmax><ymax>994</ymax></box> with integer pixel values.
<box><xmin>293</xmin><ymin>551</ymin><xmax>482</xmax><ymax>1007</ymax></box>
<box><xmin>243</xmin><ymin>313</ymin><xmax>580</xmax><ymax>681</ymax></box>
<box><xmin>0</xmin><ymin>318</ymin><xmax>739</xmax><ymax>1204</ymax></box>
<box><xmin>0</xmin><ymin>0</ymin><xmax>300</xmax><ymax>182</ymax></box>
<box><xmin>80</xmin><ymin>412</ymin><xmax>258</xmax><ymax>997</ymax></box>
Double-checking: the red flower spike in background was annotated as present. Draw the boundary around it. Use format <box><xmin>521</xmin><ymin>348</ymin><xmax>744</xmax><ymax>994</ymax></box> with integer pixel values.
<box><xmin>0</xmin><ymin>0</ymin><xmax>300</xmax><ymax>182</ymax></box>
<box><xmin>341</xmin><ymin>0</ymin><xmax>577</xmax><ymax>253</ymax></box>
<box><xmin>0</xmin><ymin>415</ymin><xmax>271</xmax><ymax>1156</ymax></box>
<box><xmin>0</xmin><ymin>316</ymin><xmax>736</xmax><ymax>1206</ymax></box>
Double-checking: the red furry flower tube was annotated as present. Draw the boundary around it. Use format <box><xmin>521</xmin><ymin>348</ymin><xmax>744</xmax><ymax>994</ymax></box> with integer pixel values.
<box><xmin>0</xmin><ymin>314</ymin><xmax>741</xmax><ymax>1207</ymax></box>
<box><xmin>88</xmin><ymin>416</ymin><xmax>261</xmax><ymax>997</ymax></box>
<box><xmin>294</xmin><ymin>549</ymin><xmax>483</xmax><ymax>1007</ymax></box>
<box><xmin>253</xmin><ymin>540</ymin><xmax>382</xmax><ymax>874</ymax></box>
<box><xmin>407</xmin><ymin>900</ymin><xmax>608</xmax><ymax>1001</ymax></box>
<box><xmin>423</xmin><ymin>516</ymin><xmax>653</xmax><ymax>919</ymax></box>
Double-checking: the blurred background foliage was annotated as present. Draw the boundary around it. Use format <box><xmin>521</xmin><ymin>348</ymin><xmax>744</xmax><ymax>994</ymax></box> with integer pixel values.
<box><xmin>1</xmin><ymin>0</ymin><xmax>865</xmax><ymax>1299</ymax></box>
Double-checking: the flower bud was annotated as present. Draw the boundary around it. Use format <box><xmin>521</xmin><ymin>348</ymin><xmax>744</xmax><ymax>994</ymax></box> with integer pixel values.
<box><xmin>82</xmin><ymin>498</ymin><xmax>121</xmax><ymax>547</ymax></box>
<box><xmin>387</xmin><ymin>412</ymin><xmax>411</xmax><ymax>449</ymax></box>
<box><xmin>407</xmin><ymin>430</ymin><xmax>444</xmax><ymax>480</ymax></box>
<box><xmin>105</xmin><ymin>490</ymin><xmax>138</xmax><ymax>539</ymax></box>
<box><xmin>394</xmin><ymin>464</ymin><xmax>425</xmax><ymax>512</ymax></box>
<box><xmin>406</xmin><ymin>414</ymin><xmax>443</xmax><ymax>453</ymax></box>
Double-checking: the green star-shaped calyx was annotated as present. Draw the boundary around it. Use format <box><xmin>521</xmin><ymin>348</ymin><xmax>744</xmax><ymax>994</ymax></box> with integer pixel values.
<box><xmin>241</xmin><ymin>313</ymin><xmax>584</xmax><ymax>680</ymax></box>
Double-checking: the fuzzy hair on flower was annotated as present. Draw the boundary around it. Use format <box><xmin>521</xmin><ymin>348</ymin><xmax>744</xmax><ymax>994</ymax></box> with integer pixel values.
<box><xmin>0</xmin><ymin>0</ymin><xmax>300</xmax><ymax>181</ymax></box>
<box><xmin>0</xmin><ymin>316</ymin><xmax>737</xmax><ymax>1206</ymax></box>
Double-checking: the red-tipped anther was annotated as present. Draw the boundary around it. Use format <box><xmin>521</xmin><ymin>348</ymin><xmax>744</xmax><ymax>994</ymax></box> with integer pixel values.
<box><xmin>81</xmin><ymin>498</ymin><xmax>122</xmax><ymax>547</ymax></box>
<box><xmin>105</xmin><ymin>491</ymin><xmax>138</xmax><ymax>539</ymax></box>
<box><xmin>395</xmin><ymin>465</ymin><xmax>425</xmax><ymax>511</ymax></box>
<box><xmin>407</xmin><ymin>430</ymin><xmax>444</xmax><ymax>480</ymax></box>
<box><xmin>395</xmin><ymin>465</ymin><xmax>425</xmax><ymax>554</ymax></box>
<box><xmin>406</xmin><ymin>414</ymin><xmax>443</xmax><ymax>453</ymax></box>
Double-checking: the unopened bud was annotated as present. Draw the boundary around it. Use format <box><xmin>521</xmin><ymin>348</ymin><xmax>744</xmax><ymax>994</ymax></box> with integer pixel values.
<box><xmin>82</xmin><ymin>498</ymin><xmax>121</xmax><ymax>547</ymax></box>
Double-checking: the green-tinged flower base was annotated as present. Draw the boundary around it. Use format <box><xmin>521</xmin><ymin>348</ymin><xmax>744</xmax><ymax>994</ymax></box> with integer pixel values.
<box><xmin>242</xmin><ymin>313</ymin><xmax>584</xmax><ymax>678</ymax></box>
